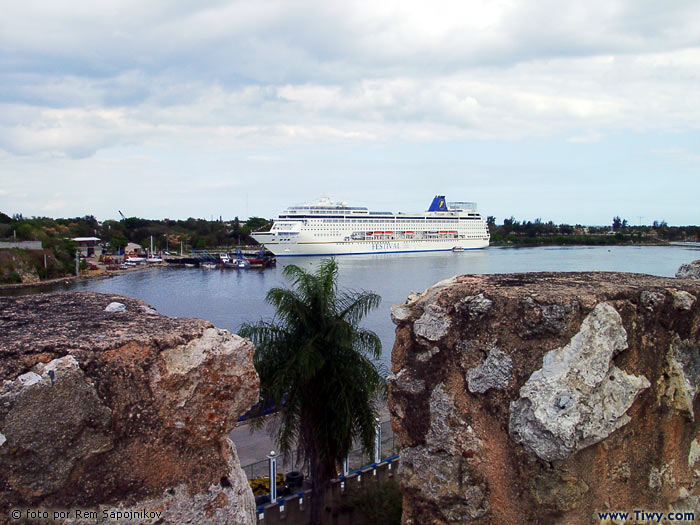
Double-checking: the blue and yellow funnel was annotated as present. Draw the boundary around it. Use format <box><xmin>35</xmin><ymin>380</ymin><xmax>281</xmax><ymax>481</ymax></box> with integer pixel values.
<box><xmin>427</xmin><ymin>195</ymin><xmax>448</xmax><ymax>211</ymax></box>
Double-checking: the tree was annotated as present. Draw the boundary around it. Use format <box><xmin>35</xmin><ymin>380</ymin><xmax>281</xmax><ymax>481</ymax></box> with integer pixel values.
<box><xmin>612</xmin><ymin>216</ymin><xmax>622</xmax><ymax>232</ymax></box>
<box><xmin>239</xmin><ymin>259</ymin><xmax>385</xmax><ymax>524</ymax></box>
<box><xmin>244</xmin><ymin>216</ymin><xmax>271</xmax><ymax>233</ymax></box>
<box><xmin>109</xmin><ymin>232</ymin><xmax>129</xmax><ymax>252</ymax></box>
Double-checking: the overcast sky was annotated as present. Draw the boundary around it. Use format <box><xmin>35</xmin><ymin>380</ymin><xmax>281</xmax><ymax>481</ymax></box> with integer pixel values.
<box><xmin>1</xmin><ymin>1</ymin><xmax>699</xmax><ymax>225</ymax></box>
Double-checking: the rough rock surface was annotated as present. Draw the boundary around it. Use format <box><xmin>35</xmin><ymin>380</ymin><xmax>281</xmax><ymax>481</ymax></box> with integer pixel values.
<box><xmin>0</xmin><ymin>292</ymin><xmax>259</xmax><ymax>524</ymax></box>
<box><xmin>389</xmin><ymin>272</ymin><xmax>700</xmax><ymax>524</ymax></box>
<box><xmin>509</xmin><ymin>302</ymin><xmax>650</xmax><ymax>461</ymax></box>
<box><xmin>677</xmin><ymin>260</ymin><xmax>700</xmax><ymax>279</ymax></box>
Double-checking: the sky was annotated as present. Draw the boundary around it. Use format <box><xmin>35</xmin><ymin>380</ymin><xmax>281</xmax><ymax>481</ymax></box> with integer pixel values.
<box><xmin>1</xmin><ymin>1</ymin><xmax>699</xmax><ymax>226</ymax></box>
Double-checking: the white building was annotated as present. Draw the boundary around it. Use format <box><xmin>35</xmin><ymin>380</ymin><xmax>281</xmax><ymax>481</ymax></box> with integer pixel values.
<box><xmin>72</xmin><ymin>237</ymin><xmax>102</xmax><ymax>258</ymax></box>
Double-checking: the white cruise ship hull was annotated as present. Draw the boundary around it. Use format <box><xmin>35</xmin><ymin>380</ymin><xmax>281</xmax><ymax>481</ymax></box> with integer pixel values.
<box><xmin>251</xmin><ymin>235</ymin><xmax>488</xmax><ymax>256</ymax></box>
<box><xmin>251</xmin><ymin>195</ymin><xmax>490</xmax><ymax>257</ymax></box>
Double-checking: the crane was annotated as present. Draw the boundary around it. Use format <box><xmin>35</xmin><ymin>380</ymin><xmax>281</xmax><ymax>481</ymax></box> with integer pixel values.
<box><xmin>118</xmin><ymin>210</ymin><xmax>127</xmax><ymax>221</ymax></box>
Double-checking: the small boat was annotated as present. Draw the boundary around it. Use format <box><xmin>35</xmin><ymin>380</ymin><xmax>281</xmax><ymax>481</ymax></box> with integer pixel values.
<box><xmin>146</xmin><ymin>256</ymin><xmax>164</xmax><ymax>263</ymax></box>
<box><xmin>223</xmin><ymin>248</ymin><xmax>251</xmax><ymax>269</ymax></box>
<box><xmin>245</xmin><ymin>245</ymin><xmax>277</xmax><ymax>268</ymax></box>
<box><xmin>201</xmin><ymin>262</ymin><xmax>217</xmax><ymax>269</ymax></box>
<box><xmin>184</xmin><ymin>263</ymin><xmax>196</xmax><ymax>268</ymax></box>
<box><xmin>234</xmin><ymin>259</ymin><xmax>250</xmax><ymax>269</ymax></box>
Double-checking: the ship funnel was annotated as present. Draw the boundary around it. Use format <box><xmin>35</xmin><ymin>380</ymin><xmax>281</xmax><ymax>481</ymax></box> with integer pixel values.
<box><xmin>427</xmin><ymin>195</ymin><xmax>448</xmax><ymax>211</ymax></box>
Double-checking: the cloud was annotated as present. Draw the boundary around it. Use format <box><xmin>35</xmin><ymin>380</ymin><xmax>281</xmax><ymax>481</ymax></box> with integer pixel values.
<box><xmin>3</xmin><ymin>43</ymin><xmax>700</xmax><ymax>159</ymax></box>
<box><xmin>1</xmin><ymin>0</ymin><xmax>700</xmax><ymax>222</ymax></box>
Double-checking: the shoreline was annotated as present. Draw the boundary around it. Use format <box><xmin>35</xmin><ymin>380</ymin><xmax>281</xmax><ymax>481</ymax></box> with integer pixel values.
<box><xmin>2</xmin><ymin>242</ymin><xmax>698</xmax><ymax>291</ymax></box>
<box><xmin>0</xmin><ymin>263</ymin><xmax>158</xmax><ymax>292</ymax></box>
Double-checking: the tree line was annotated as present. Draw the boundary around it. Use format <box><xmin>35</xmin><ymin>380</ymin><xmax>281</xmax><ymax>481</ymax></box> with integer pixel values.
<box><xmin>0</xmin><ymin>212</ymin><xmax>273</xmax><ymax>283</ymax></box>
<box><xmin>487</xmin><ymin>216</ymin><xmax>700</xmax><ymax>245</ymax></box>
<box><xmin>0</xmin><ymin>212</ymin><xmax>272</xmax><ymax>253</ymax></box>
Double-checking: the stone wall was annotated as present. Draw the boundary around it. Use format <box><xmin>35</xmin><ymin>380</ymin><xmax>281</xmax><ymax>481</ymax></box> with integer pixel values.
<box><xmin>389</xmin><ymin>272</ymin><xmax>700</xmax><ymax>524</ymax></box>
<box><xmin>0</xmin><ymin>241</ymin><xmax>43</xmax><ymax>250</ymax></box>
<box><xmin>0</xmin><ymin>292</ymin><xmax>259</xmax><ymax>524</ymax></box>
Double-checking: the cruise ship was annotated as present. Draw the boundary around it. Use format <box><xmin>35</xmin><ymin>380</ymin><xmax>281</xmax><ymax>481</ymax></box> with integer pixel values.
<box><xmin>251</xmin><ymin>196</ymin><xmax>490</xmax><ymax>256</ymax></box>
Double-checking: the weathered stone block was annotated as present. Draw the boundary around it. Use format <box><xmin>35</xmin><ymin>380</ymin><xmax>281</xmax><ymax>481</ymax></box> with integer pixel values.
<box><xmin>389</xmin><ymin>272</ymin><xmax>700</xmax><ymax>524</ymax></box>
<box><xmin>0</xmin><ymin>292</ymin><xmax>259</xmax><ymax>524</ymax></box>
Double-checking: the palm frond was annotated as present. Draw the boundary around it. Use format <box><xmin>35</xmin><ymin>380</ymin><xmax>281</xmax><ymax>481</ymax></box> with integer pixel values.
<box><xmin>337</xmin><ymin>289</ymin><xmax>382</xmax><ymax>326</ymax></box>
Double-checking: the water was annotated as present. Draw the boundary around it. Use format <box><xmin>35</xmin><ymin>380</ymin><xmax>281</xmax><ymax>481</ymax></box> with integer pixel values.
<box><xmin>6</xmin><ymin>245</ymin><xmax>698</xmax><ymax>369</ymax></box>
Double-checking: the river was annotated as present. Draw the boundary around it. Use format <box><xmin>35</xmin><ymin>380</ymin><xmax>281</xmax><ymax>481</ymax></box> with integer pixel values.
<box><xmin>6</xmin><ymin>245</ymin><xmax>699</xmax><ymax>369</ymax></box>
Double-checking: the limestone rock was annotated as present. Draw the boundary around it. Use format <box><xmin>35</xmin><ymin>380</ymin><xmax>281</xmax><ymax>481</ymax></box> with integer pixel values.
<box><xmin>387</xmin><ymin>369</ymin><xmax>426</xmax><ymax>394</ymax></box>
<box><xmin>456</xmin><ymin>293</ymin><xmax>493</xmax><ymax>320</ymax></box>
<box><xmin>389</xmin><ymin>272</ymin><xmax>700</xmax><ymax>524</ymax></box>
<box><xmin>426</xmin><ymin>383</ymin><xmax>480</xmax><ymax>455</ymax></box>
<box><xmin>105</xmin><ymin>301</ymin><xmax>127</xmax><ymax>312</ymax></box>
<box><xmin>391</xmin><ymin>304</ymin><xmax>414</xmax><ymax>324</ymax></box>
<box><xmin>399</xmin><ymin>446</ymin><xmax>488</xmax><ymax>522</ymax></box>
<box><xmin>509</xmin><ymin>303</ymin><xmax>650</xmax><ymax>461</ymax></box>
<box><xmin>0</xmin><ymin>292</ymin><xmax>259</xmax><ymax>524</ymax></box>
<box><xmin>0</xmin><ymin>355</ymin><xmax>113</xmax><ymax>499</ymax></box>
<box><xmin>689</xmin><ymin>439</ymin><xmax>700</xmax><ymax>467</ymax></box>
<box><xmin>677</xmin><ymin>260</ymin><xmax>700</xmax><ymax>279</ymax></box>
<box><xmin>414</xmin><ymin>304</ymin><xmax>450</xmax><ymax>342</ymax></box>
<box><xmin>416</xmin><ymin>345</ymin><xmax>440</xmax><ymax>362</ymax></box>
<box><xmin>658</xmin><ymin>336</ymin><xmax>700</xmax><ymax>419</ymax></box>
<box><xmin>673</xmin><ymin>290</ymin><xmax>697</xmax><ymax>311</ymax></box>
<box><xmin>640</xmin><ymin>290</ymin><xmax>666</xmax><ymax>311</ymax></box>
<box><xmin>466</xmin><ymin>346</ymin><xmax>513</xmax><ymax>394</ymax></box>
<box><xmin>520</xmin><ymin>296</ymin><xmax>578</xmax><ymax>336</ymax></box>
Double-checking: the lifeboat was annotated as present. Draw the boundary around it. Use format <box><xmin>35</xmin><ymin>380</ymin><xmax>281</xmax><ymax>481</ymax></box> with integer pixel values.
<box><xmin>366</xmin><ymin>232</ymin><xmax>373</xmax><ymax>235</ymax></box>
<box><xmin>374</xmin><ymin>232</ymin><xmax>384</xmax><ymax>235</ymax></box>
<box><xmin>406</xmin><ymin>231</ymin><xmax>414</xmax><ymax>234</ymax></box>
<box><xmin>386</xmin><ymin>231</ymin><xmax>393</xmax><ymax>234</ymax></box>
<box><xmin>439</xmin><ymin>231</ymin><xmax>447</xmax><ymax>234</ymax></box>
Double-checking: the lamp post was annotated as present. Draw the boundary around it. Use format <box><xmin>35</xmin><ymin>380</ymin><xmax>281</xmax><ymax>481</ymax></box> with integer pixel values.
<box><xmin>267</xmin><ymin>450</ymin><xmax>277</xmax><ymax>502</ymax></box>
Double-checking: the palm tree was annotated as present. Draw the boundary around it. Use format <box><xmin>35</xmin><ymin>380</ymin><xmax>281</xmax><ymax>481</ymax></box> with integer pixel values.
<box><xmin>239</xmin><ymin>258</ymin><xmax>385</xmax><ymax>524</ymax></box>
